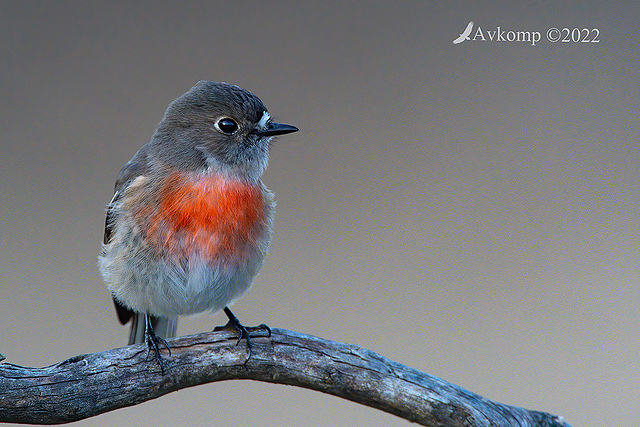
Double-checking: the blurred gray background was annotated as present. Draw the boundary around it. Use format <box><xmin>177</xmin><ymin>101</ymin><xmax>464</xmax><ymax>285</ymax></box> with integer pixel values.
<box><xmin>1</xmin><ymin>1</ymin><xmax>638</xmax><ymax>426</ymax></box>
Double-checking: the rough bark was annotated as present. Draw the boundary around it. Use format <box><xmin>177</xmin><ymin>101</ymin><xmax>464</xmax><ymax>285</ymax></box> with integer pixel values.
<box><xmin>0</xmin><ymin>328</ymin><xmax>571</xmax><ymax>426</ymax></box>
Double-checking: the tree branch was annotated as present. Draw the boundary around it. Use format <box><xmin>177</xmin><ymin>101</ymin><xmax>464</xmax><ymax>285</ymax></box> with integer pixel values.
<box><xmin>0</xmin><ymin>328</ymin><xmax>570</xmax><ymax>426</ymax></box>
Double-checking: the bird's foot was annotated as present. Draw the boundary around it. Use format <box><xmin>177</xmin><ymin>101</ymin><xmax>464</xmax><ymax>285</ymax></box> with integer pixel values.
<box><xmin>144</xmin><ymin>315</ymin><xmax>171</xmax><ymax>373</ymax></box>
<box><xmin>214</xmin><ymin>307</ymin><xmax>271</xmax><ymax>358</ymax></box>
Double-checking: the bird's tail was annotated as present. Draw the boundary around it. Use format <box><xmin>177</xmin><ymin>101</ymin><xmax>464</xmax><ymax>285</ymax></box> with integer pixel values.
<box><xmin>128</xmin><ymin>313</ymin><xmax>178</xmax><ymax>345</ymax></box>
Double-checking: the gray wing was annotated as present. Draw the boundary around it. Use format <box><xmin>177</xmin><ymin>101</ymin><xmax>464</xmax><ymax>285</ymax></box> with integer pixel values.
<box><xmin>103</xmin><ymin>145</ymin><xmax>151</xmax><ymax>244</ymax></box>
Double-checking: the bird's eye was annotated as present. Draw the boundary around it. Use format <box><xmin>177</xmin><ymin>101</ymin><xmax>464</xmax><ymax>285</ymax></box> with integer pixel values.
<box><xmin>215</xmin><ymin>118</ymin><xmax>239</xmax><ymax>134</ymax></box>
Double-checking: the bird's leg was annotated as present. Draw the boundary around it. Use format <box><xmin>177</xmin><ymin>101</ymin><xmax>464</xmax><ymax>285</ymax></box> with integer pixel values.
<box><xmin>144</xmin><ymin>314</ymin><xmax>171</xmax><ymax>373</ymax></box>
<box><xmin>214</xmin><ymin>307</ymin><xmax>271</xmax><ymax>356</ymax></box>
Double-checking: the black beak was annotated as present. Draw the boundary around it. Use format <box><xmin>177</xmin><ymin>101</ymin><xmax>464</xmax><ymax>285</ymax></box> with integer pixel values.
<box><xmin>257</xmin><ymin>122</ymin><xmax>299</xmax><ymax>137</ymax></box>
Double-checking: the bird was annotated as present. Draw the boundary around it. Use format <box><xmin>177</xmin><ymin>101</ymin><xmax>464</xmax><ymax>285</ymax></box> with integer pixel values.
<box><xmin>453</xmin><ymin>21</ymin><xmax>474</xmax><ymax>44</ymax></box>
<box><xmin>99</xmin><ymin>81</ymin><xmax>298</xmax><ymax>371</ymax></box>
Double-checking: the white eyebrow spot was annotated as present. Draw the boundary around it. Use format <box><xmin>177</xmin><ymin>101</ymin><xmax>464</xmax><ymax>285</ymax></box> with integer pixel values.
<box><xmin>258</xmin><ymin>111</ymin><xmax>270</xmax><ymax>129</ymax></box>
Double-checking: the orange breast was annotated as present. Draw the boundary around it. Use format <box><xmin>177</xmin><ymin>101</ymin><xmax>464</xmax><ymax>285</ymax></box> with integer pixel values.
<box><xmin>145</xmin><ymin>171</ymin><xmax>266</xmax><ymax>261</ymax></box>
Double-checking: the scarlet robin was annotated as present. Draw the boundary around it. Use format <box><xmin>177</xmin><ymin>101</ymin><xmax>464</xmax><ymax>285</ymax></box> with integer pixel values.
<box><xmin>99</xmin><ymin>81</ymin><xmax>298</xmax><ymax>371</ymax></box>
